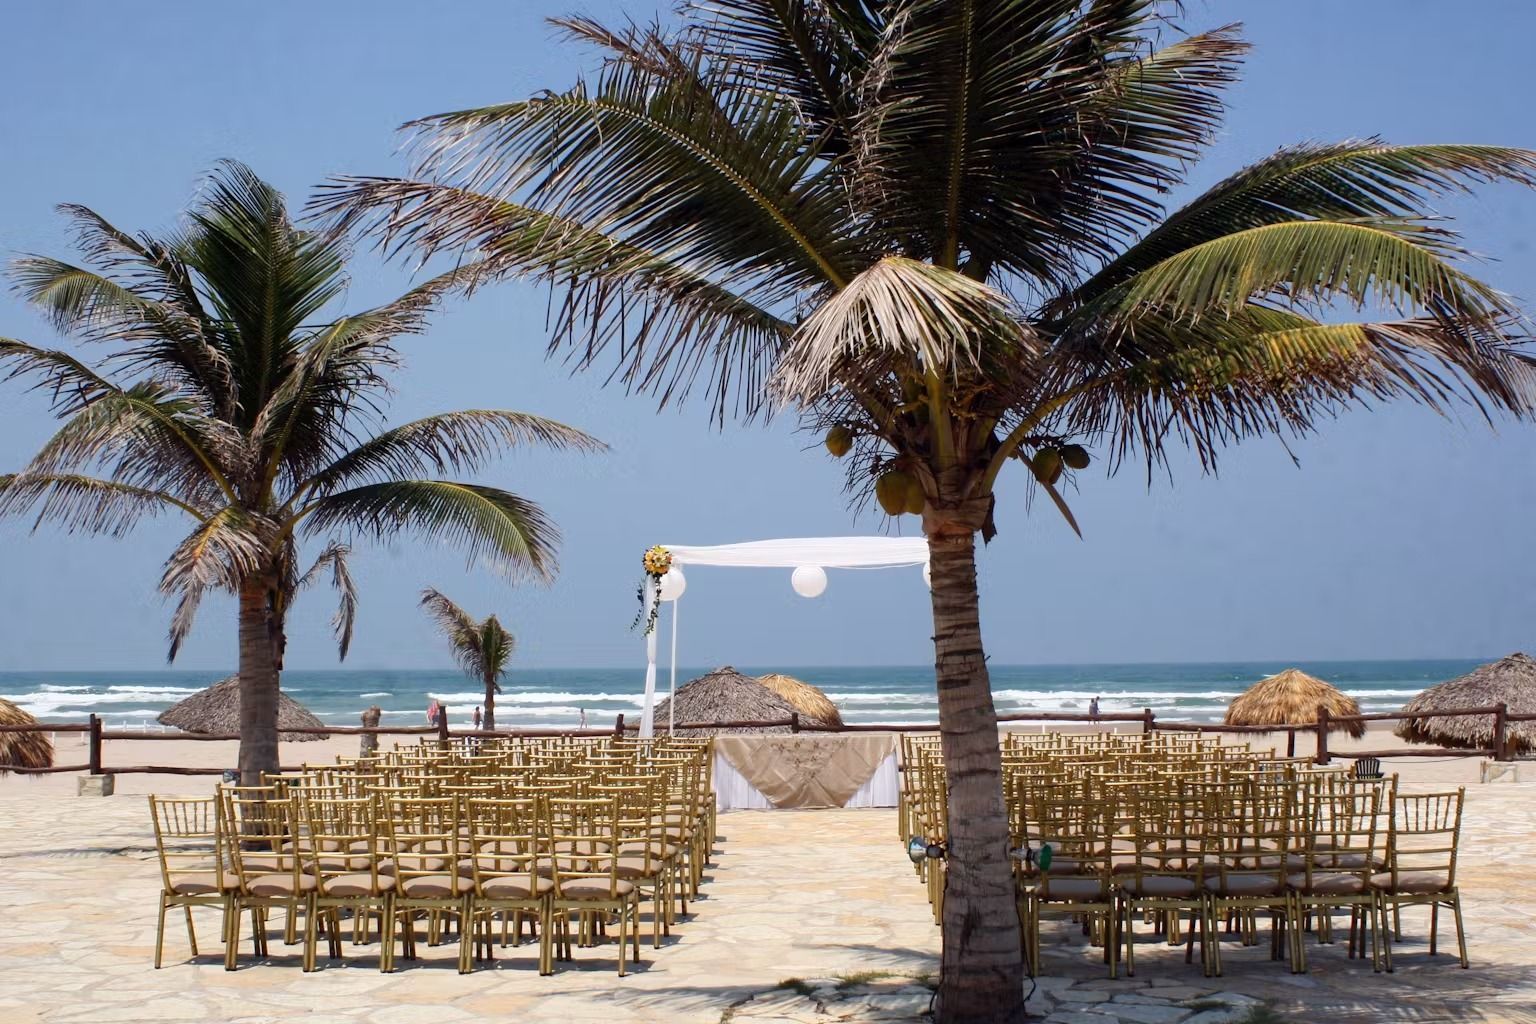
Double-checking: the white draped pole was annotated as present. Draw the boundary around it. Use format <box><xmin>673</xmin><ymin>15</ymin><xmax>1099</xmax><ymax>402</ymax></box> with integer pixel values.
<box><xmin>640</xmin><ymin>576</ymin><xmax>659</xmax><ymax>738</ymax></box>
<box><xmin>668</xmin><ymin>597</ymin><xmax>679</xmax><ymax>734</ymax></box>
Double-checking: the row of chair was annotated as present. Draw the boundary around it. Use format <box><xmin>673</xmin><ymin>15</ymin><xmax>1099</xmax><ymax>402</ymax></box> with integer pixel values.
<box><xmin>149</xmin><ymin>737</ymin><xmax>716</xmax><ymax>975</ymax></box>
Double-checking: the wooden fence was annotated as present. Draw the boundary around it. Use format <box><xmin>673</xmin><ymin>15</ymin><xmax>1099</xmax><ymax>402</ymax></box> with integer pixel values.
<box><xmin>0</xmin><ymin>702</ymin><xmax>1530</xmax><ymax>776</ymax></box>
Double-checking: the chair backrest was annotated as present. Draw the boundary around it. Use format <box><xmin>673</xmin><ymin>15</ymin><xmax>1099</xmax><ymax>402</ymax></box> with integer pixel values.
<box><xmin>217</xmin><ymin>785</ymin><xmax>305</xmax><ymax>891</ymax></box>
<box><xmin>1387</xmin><ymin>788</ymin><xmax>1464</xmax><ymax>891</ymax></box>
<box><xmin>546</xmin><ymin>794</ymin><xmax>623</xmax><ymax>898</ymax></box>
<box><xmin>1352</xmin><ymin>756</ymin><xmax>1384</xmax><ymax>780</ymax></box>
<box><xmin>298</xmin><ymin>791</ymin><xmax>382</xmax><ymax>890</ymax></box>
<box><xmin>149</xmin><ymin>796</ymin><xmax>223</xmax><ymax>894</ymax></box>
<box><xmin>464</xmin><ymin>796</ymin><xmax>543</xmax><ymax>895</ymax></box>
<box><xmin>379</xmin><ymin>794</ymin><xmax>461</xmax><ymax>884</ymax></box>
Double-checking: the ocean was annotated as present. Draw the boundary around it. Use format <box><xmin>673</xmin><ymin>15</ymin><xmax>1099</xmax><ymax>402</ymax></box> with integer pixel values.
<box><xmin>0</xmin><ymin>659</ymin><xmax>1481</xmax><ymax>731</ymax></box>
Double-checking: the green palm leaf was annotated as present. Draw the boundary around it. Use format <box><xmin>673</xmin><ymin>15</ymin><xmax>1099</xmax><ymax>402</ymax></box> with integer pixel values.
<box><xmin>303</xmin><ymin>481</ymin><xmax>560</xmax><ymax>581</ymax></box>
<box><xmin>0</xmin><ymin>472</ymin><xmax>200</xmax><ymax>536</ymax></box>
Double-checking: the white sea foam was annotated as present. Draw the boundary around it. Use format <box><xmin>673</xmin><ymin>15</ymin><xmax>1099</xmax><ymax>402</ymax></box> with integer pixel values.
<box><xmin>357</xmin><ymin>692</ymin><xmax>392</xmax><ymax>698</ymax></box>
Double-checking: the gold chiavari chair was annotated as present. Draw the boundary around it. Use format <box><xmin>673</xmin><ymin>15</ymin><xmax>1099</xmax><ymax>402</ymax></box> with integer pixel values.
<box><xmin>381</xmin><ymin>793</ymin><xmax>473</xmax><ymax>971</ymax></box>
<box><xmin>463</xmin><ymin>795</ymin><xmax>554</xmax><ymax>974</ymax></box>
<box><xmin>148</xmin><ymin>795</ymin><xmax>233</xmax><ymax>968</ymax></box>
<box><xmin>219</xmin><ymin>786</ymin><xmax>314</xmax><ymax>971</ymax></box>
<box><xmin>1376</xmin><ymin>787</ymin><xmax>1467</xmax><ymax>970</ymax></box>
<box><xmin>1289</xmin><ymin>784</ymin><xmax>1384</xmax><ymax>972</ymax></box>
<box><xmin>297</xmin><ymin>791</ymin><xmax>396</xmax><ymax>972</ymax></box>
<box><xmin>546</xmin><ymin>794</ymin><xmax>643</xmax><ymax>976</ymax></box>
<box><xmin>1120</xmin><ymin>791</ymin><xmax>1216</xmax><ymax>976</ymax></box>
<box><xmin>1019</xmin><ymin>793</ymin><xmax>1120</xmax><ymax>977</ymax></box>
<box><xmin>1205</xmin><ymin>778</ymin><xmax>1298</xmax><ymax>975</ymax></box>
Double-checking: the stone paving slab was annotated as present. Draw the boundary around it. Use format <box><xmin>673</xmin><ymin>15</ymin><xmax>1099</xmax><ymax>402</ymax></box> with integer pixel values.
<box><xmin>0</xmin><ymin>782</ymin><xmax>1533</xmax><ymax>1022</ymax></box>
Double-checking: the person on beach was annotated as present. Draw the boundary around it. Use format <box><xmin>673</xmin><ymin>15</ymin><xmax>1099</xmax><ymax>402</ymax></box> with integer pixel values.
<box><xmin>426</xmin><ymin>699</ymin><xmax>441</xmax><ymax>727</ymax></box>
<box><xmin>1089</xmin><ymin>696</ymin><xmax>1100</xmax><ymax>719</ymax></box>
<box><xmin>579</xmin><ymin>708</ymin><xmax>587</xmax><ymax>730</ymax></box>
<box><xmin>473</xmin><ymin>706</ymin><xmax>482</xmax><ymax>730</ymax></box>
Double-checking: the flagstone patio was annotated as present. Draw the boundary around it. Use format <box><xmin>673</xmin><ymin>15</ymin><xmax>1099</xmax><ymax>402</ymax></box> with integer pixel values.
<box><xmin>0</xmin><ymin>780</ymin><xmax>1532</xmax><ymax>1023</ymax></box>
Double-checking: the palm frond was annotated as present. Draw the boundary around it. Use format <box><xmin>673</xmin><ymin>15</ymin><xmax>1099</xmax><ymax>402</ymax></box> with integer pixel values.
<box><xmin>1063</xmin><ymin>143</ymin><xmax>1536</xmax><ymax>309</ymax></box>
<box><xmin>481</xmin><ymin>615</ymin><xmax>515</xmax><ymax>692</ymax></box>
<box><xmin>1107</xmin><ymin>219</ymin><xmax>1511</xmax><ymax>323</ymax></box>
<box><xmin>158</xmin><ymin>507</ymin><xmax>269</xmax><ymax>604</ymax></box>
<box><xmin>854</xmin><ymin>1</ymin><xmax>1236</xmax><ymax>278</ymax></box>
<box><xmin>420</xmin><ymin>587</ymin><xmax>491</xmax><ymax>680</ymax></box>
<box><xmin>0</xmin><ymin>472</ymin><xmax>200</xmax><ymax>536</ymax></box>
<box><xmin>301</xmin><ymin>410</ymin><xmax>605</xmax><ymax>497</ymax></box>
<box><xmin>774</xmin><ymin>256</ymin><xmax>1033</xmax><ymax>402</ymax></box>
<box><xmin>312</xmin><ymin>178</ymin><xmax>793</xmax><ymax>421</ymax></box>
<box><xmin>304</xmin><ymin>481</ymin><xmax>559</xmax><ymax>581</ymax></box>
<box><xmin>298</xmin><ymin>541</ymin><xmax>358</xmax><ymax>660</ymax></box>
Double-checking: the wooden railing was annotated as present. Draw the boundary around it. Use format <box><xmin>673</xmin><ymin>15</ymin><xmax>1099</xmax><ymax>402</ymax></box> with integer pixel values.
<box><xmin>0</xmin><ymin>702</ymin><xmax>1528</xmax><ymax>776</ymax></box>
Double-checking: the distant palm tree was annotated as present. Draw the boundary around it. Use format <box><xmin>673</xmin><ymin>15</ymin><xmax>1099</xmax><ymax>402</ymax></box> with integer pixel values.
<box><xmin>317</xmin><ymin>5</ymin><xmax>1536</xmax><ymax>1019</ymax></box>
<box><xmin>420</xmin><ymin>587</ymin><xmax>514</xmax><ymax>730</ymax></box>
<box><xmin>0</xmin><ymin>161</ymin><xmax>603</xmax><ymax>785</ymax></box>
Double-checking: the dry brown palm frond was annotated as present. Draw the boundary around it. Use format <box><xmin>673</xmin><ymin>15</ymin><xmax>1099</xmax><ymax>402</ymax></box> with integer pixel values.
<box><xmin>757</xmin><ymin>672</ymin><xmax>843</xmax><ymax>727</ymax></box>
<box><xmin>0</xmin><ymin>699</ymin><xmax>53</xmax><ymax>774</ymax></box>
<box><xmin>1224</xmin><ymin>668</ymin><xmax>1364</xmax><ymax>737</ymax></box>
<box><xmin>1395</xmin><ymin>653</ymin><xmax>1536</xmax><ymax>754</ymax></box>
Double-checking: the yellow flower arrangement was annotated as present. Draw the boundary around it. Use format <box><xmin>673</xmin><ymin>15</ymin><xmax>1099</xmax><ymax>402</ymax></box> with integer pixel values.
<box><xmin>643</xmin><ymin>545</ymin><xmax>673</xmax><ymax>577</ymax></box>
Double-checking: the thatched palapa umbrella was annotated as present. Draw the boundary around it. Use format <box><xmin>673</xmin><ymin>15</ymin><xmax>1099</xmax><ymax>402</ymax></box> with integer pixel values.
<box><xmin>158</xmin><ymin>676</ymin><xmax>329</xmax><ymax>741</ymax></box>
<box><xmin>1395</xmin><ymin>653</ymin><xmax>1536</xmax><ymax>755</ymax></box>
<box><xmin>1225</xmin><ymin>668</ymin><xmax>1364</xmax><ymax>755</ymax></box>
<box><xmin>0</xmin><ymin>698</ymin><xmax>54</xmax><ymax>775</ymax></box>
<box><xmin>757</xmin><ymin>673</ymin><xmax>844</xmax><ymax>728</ymax></box>
<box><xmin>652</xmin><ymin>666</ymin><xmax>801</xmax><ymax>735</ymax></box>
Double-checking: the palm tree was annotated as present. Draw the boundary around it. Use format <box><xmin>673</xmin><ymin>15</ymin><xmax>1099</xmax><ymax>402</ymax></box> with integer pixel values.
<box><xmin>420</xmin><ymin>587</ymin><xmax>514</xmax><ymax>730</ymax></box>
<box><xmin>0</xmin><ymin>161</ymin><xmax>603</xmax><ymax>786</ymax></box>
<box><xmin>315</xmin><ymin>5</ymin><xmax>1536</xmax><ymax>1020</ymax></box>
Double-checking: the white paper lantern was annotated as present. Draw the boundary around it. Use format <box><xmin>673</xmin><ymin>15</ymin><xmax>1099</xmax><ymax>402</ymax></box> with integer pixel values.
<box><xmin>791</xmin><ymin>565</ymin><xmax>828</xmax><ymax>598</ymax></box>
<box><xmin>658</xmin><ymin>568</ymin><xmax>687</xmax><ymax>602</ymax></box>
<box><xmin>922</xmin><ymin>561</ymin><xmax>931</xmax><ymax>589</ymax></box>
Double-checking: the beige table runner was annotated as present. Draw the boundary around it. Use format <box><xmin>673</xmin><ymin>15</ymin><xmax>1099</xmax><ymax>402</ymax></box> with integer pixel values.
<box><xmin>714</xmin><ymin>733</ymin><xmax>898</xmax><ymax>809</ymax></box>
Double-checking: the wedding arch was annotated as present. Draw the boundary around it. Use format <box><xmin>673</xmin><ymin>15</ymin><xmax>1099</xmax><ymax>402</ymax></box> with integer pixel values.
<box><xmin>637</xmin><ymin>537</ymin><xmax>930</xmax><ymax>737</ymax></box>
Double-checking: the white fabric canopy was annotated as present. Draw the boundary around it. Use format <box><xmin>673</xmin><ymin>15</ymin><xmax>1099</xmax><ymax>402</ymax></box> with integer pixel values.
<box><xmin>639</xmin><ymin>536</ymin><xmax>929</xmax><ymax>738</ymax></box>
<box><xmin>661</xmin><ymin>536</ymin><xmax>929</xmax><ymax>569</ymax></box>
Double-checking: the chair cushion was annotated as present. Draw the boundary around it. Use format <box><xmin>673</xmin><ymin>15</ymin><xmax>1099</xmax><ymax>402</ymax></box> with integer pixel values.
<box><xmin>1318</xmin><ymin>852</ymin><xmax>1386</xmax><ymax>870</ymax></box>
<box><xmin>1288</xmin><ymin>872</ymin><xmax>1365</xmax><ymax>896</ymax></box>
<box><xmin>1206</xmin><ymin>875</ymin><xmax>1284</xmax><ymax>897</ymax></box>
<box><xmin>558</xmin><ymin>878</ymin><xmax>635</xmax><ymax>899</ymax></box>
<box><xmin>1037</xmin><ymin>877</ymin><xmax>1107</xmax><ymax>901</ymax></box>
<box><xmin>379</xmin><ymin>855</ymin><xmax>451</xmax><ymax>875</ymax></box>
<box><xmin>247</xmin><ymin>873</ymin><xmax>317</xmax><ymax>897</ymax></box>
<box><xmin>615</xmin><ymin>855</ymin><xmax>663</xmax><ymax>880</ymax></box>
<box><xmin>170</xmin><ymin>871</ymin><xmax>235</xmax><ymax>895</ymax></box>
<box><xmin>322</xmin><ymin>873</ymin><xmax>396</xmax><ymax>897</ymax></box>
<box><xmin>400</xmin><ymin>874</ymin><xmax>474</xmax><ymax>898</ymax></box>
<box><xmin>316</xmin><ymin>854</ymin><xmax>373</xmax><ymax>872</ymax></box>
<box><xmin>1371</xmin><ymin>871</ymin><xmax>1451</xmax><ymax>895</ymax></box>
<box><xmin>482</xmin><ymin>876</ymin><xmax>555</xmax><ymax>899</ymax></box>
<box><xmin>1123</xmin><ymin>876</ymin><xmax>1197</xmax><ymax>897</ymax></box>
<box><xmin>617</xmin><ymin>841</ymin><xmax>680</xmax><ymax>860</ymax></box>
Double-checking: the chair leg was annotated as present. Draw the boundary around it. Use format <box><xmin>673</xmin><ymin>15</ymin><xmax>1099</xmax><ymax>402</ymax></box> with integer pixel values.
<box><xmin>381</xmin><ymin>896</ymin><xmax>396</xmax><ymax>973</ymax></box>
<box><xmin>302</xmin><ymin>900</ymin><xmax>318</xmax><ymax>973</ymax></box>
<box><xmin>154</xmin><ymin>899</ymin><xmax>168</xmax><ymax>969</ymax></box>
<box><xmin>1430</xmin><ymin>903</ymin><xmax>1439</xmax><ymax>956</ymax></box>
<box><xmin>1451</xmin><ymin>893</ymin><xmax>1469</xmax><ymax>969</ymax></box>
<box><xmin>224</xmin><ymin>903</ymin><xmax>242</xmax><ymax>971</ymax></box>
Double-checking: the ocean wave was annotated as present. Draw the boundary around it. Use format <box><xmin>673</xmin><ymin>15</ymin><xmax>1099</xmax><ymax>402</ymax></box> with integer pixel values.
<box><xmin>37</xmin><ymin>684</ymin><xmax>96</xmax><ymax>692</ymax></box>
<box><xmin>357</xmin><ymin>692</ymin><xmax>392</xmax><ymax>698</ymax></box>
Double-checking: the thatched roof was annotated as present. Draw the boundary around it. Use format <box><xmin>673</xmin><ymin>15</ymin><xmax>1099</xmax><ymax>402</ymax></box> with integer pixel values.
<box><xmin>1224</xmin><ymin>668</ymin><xmax>1365</xmax><ymax>738</ymax></box>
<box><xmin>0</xmin><ymin>698</ymin><xmax>54</xmax><ymax>775</ymax></box>
<box><xmin>1395</xmin><ymin>653</ymin><xmax>1536</xmax><ymax>753</ymax></box>
<box><xmin>652</xmin><ymin>666</ymin><xmax>799</xmax><ymax>735</ymax></box>
<box><xmin>757</xmin><ymin>673</ymin><xmax>843</xmax><ymax>727</ymax></box>
<box><xmin>157</xmin><ymin>676</ymin><xmax>329</xmax><ymax>741</ymax></box>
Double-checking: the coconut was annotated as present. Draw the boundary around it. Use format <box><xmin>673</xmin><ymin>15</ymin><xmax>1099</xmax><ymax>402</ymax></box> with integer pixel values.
<box><xmin>1031</xmin><ymin>448</ymin><xmax>1063</xmax><ymax>485</ymax></box>
<box><xmin>1061</xmin><ymin>444</ymin><xmax>1090</xmax><ymax>470</ymax></box>
<box><xmin>825</xmin><ymin>425</ymin><xmax>853</xmax><ymax>458</ymax></box>
<box><xmin>875</xmin><ymin>471</ymin><xmax>912</xmax><ymax>516</ymax></box>
<box><xmin>904</xmin><ymin>475</ymin><xmax>926</xmax><ymax>515</ymax></box>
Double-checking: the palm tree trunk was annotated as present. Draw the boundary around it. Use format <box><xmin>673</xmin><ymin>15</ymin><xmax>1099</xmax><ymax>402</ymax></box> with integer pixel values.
<box><xmin>483</xmin><ymin>673</ymin><xmax>496</xmax><ymax>732</ymax></box>
<box><xmin>925</xmin><ymin>511</ymin><xmax>1025</xmax><ymax>1024</ymax></box>
<box><xmin>237</xmin><ymin>577</ymin><xmax>280</xmax><ymax>787</ymax></box>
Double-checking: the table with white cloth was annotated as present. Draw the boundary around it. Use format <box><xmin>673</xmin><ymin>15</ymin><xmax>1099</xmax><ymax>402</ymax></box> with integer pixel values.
<box><xmin>711</xmin><ymin>733</ymin><xmax>900</xmax><ymax>810</ymax></box>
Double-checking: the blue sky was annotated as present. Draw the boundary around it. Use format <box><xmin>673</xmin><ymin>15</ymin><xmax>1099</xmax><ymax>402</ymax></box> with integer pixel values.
<box><xmin>1</xmin><ymin>0</ymin><xmax>1533</xmax><ymax>673</ymax></box>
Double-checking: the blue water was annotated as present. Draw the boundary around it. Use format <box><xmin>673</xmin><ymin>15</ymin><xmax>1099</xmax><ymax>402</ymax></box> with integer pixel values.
<box><xmin>0</xmin><ymin>659</ymin><xmax>1484</xmax><ymax>730</ymax></box>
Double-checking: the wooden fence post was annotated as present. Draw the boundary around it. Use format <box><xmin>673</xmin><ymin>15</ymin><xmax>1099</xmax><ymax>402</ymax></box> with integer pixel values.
<box><xmin>1286</xmin><ymin>728</ymin><xmax>1296</xmax><ymax>759</ymax></box>
<box><xmin>1315</xmin><ymin>706</ymin><xmax>1330</xmax><ymax>765</ymax></box>
<box><xmin>790</xmin><ymin>712</ymin><xmax>801</xmax><ymax>733</ymax></box>
<box><xmin>87</xmin><ymin>713</ymin><xmax>102</xmax><ymax>775</ymax></box>
<box><xmin>1493</xmin><ymin>703</ymin><xmax>1509</xmax><ymax>762</ymax></box>
<box><xmin>1142</xmin><ymin>708</ymin><xmax>1154</xmax><ymax>735</ymax></box>
<box><xmin>614</xmin><ymin>714</ymin><xmax>625</xmax><ymax>738</ymax></box>
<box><xmin>437</xmin><ymin>709</ymin><xmax>450</xmax><ymax>745</ymax></box>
